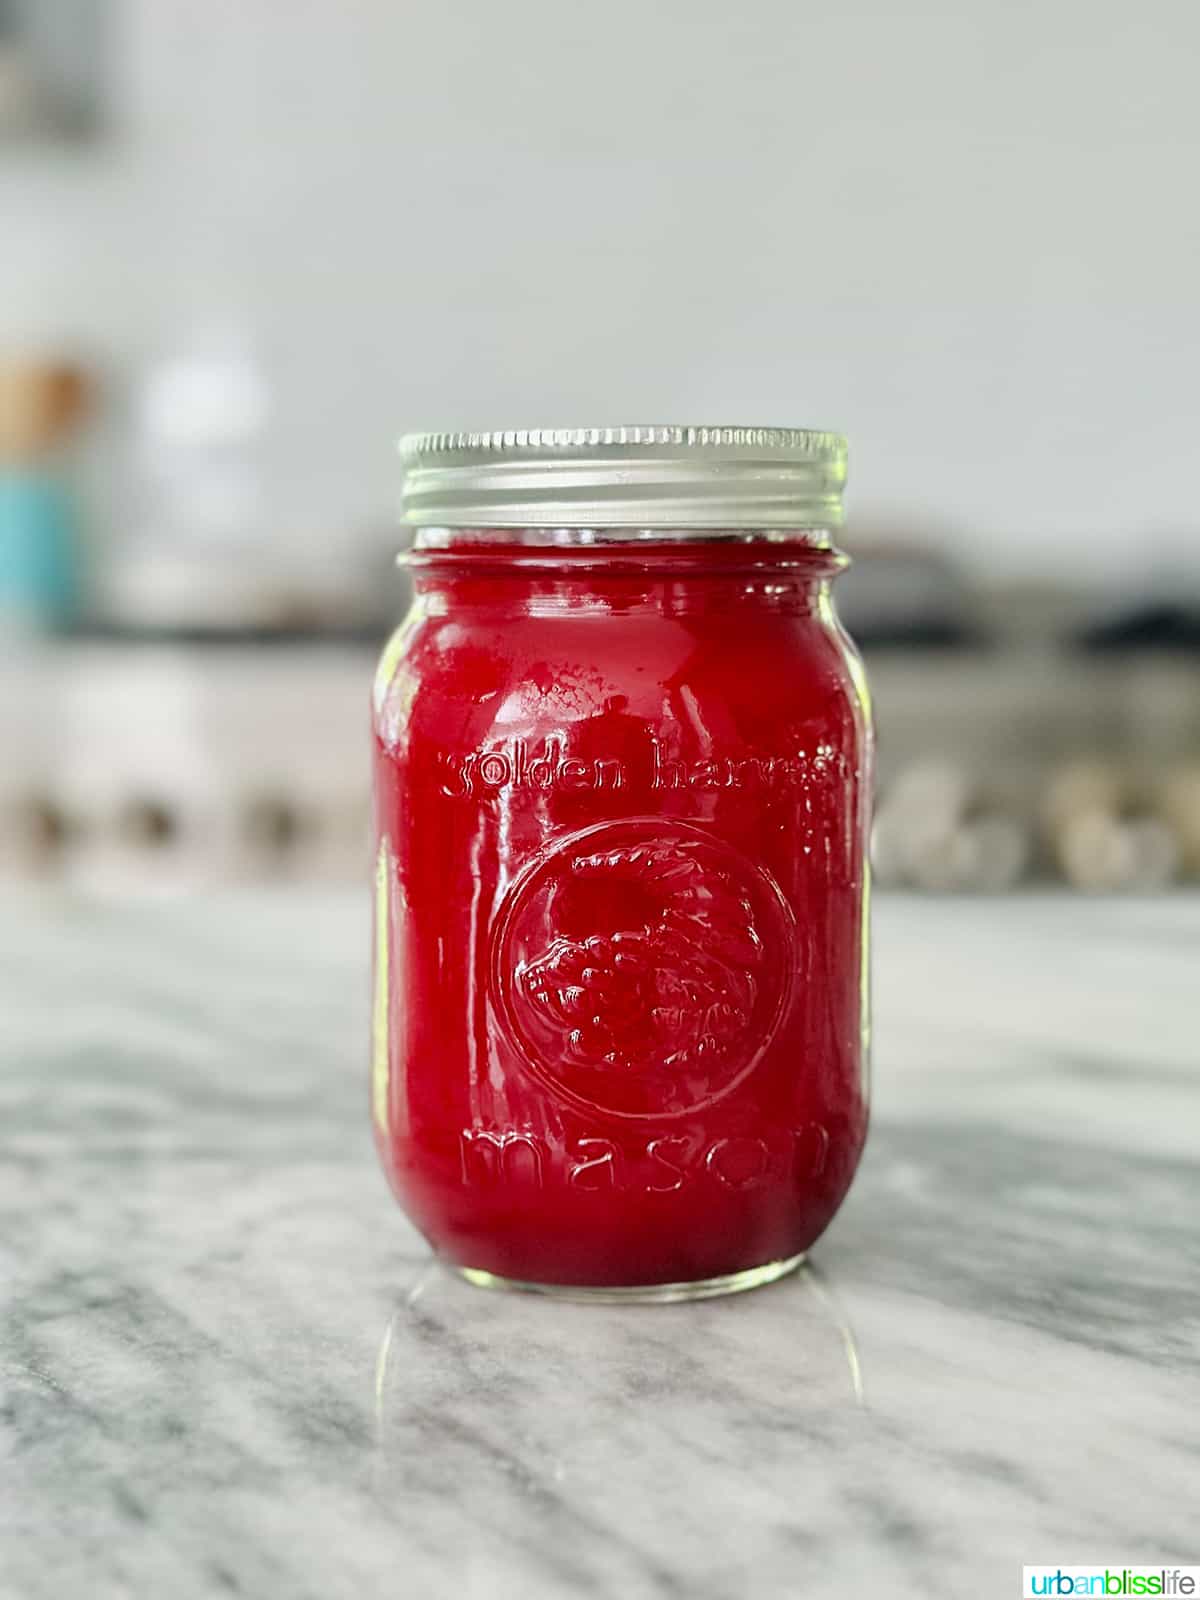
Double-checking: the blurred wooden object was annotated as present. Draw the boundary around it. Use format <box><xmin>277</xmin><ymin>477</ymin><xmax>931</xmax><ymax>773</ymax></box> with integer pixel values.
<box><xmin>0</xmin><ymin>359</ymin><xmax>89</xmax><ymax>461</ymax></box>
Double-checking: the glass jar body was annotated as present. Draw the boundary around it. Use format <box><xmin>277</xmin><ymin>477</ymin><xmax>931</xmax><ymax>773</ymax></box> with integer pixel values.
<box><xmin>371</xmin><ymin>532</ymin><xmax>871</xmax><ymax>1296</ymax></box>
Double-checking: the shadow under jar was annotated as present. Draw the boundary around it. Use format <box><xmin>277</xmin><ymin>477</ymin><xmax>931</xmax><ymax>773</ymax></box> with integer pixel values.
<box><xmin>372</xmin><ymin>427</ymin><xmax>872</xmax><ymax>1300</ymax></box>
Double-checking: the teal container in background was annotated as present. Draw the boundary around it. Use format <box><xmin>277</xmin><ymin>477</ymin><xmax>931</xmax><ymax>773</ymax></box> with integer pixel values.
<box><xmin>0</xmin><ymin>470</ymin><xmax>80</xmax><ymax>629</ymax></box>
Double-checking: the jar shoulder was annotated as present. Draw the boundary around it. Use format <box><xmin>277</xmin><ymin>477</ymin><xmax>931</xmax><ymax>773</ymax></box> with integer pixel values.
<box><xmin>373</xmin><ymin>604</ymin><xmax>870</xmax><ymax>758</ymax></box>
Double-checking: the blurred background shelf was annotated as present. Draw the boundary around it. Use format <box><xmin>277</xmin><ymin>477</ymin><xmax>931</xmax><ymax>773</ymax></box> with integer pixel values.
<box><xmin>4</xmin><ymin>616</ymin><xmax>1197</xmax><ymax>892</ymax></box>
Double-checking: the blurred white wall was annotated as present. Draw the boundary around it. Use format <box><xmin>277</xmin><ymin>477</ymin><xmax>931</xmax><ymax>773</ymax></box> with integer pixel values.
<box><xmin>2</xmin><ymin>0</ymin><xmax>1197</xmax><ymax>579</ymax></box>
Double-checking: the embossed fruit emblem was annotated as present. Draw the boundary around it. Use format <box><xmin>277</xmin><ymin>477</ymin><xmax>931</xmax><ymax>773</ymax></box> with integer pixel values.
<box><xmin>491</xmin><ymin>819</ymin><xmax>796</xmax><ymax>1118</ymax></box>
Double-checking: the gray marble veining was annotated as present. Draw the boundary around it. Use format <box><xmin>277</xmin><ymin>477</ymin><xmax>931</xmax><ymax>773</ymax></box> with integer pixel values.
<box><xmin>2</xmin><ymin>893</ymin><xmax>1197</xmax><ymax>1599</ymax></box>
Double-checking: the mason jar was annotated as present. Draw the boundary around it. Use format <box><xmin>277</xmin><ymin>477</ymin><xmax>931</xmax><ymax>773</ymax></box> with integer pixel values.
<box><xmin>372</xmin><ymin>426</ymin><xmax>871</xmax><ymax>1299</ymax></box>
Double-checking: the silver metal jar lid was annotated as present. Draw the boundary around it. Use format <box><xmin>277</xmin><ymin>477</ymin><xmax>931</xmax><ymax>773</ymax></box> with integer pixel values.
<box><xmin>398</xmin><ymin>425</ymin><xmax>847</xmax><ymax>529</ymax></box>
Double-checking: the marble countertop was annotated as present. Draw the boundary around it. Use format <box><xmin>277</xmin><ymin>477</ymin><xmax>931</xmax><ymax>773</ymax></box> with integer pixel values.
<box><xmin>3</xmin><ymin>892</ymin><xmax>1197</xmax><ymax>1599</ymax></box>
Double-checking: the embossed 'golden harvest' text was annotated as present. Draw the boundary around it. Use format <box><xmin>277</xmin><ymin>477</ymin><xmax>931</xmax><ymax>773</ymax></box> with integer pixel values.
<box><xmin>438</xmin><ymin>735</ymin><xmax>849</xmax><ymax>799</ymax></box>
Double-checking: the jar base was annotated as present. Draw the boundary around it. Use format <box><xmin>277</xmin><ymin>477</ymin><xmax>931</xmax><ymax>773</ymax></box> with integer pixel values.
<box><xmin>452</xmin><ymin>1251</ymin><xmax>806</xmax><ymax>1304</ymax></box>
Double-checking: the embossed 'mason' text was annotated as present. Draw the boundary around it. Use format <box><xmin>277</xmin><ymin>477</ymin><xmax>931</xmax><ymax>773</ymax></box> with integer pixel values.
<box><xmin>439</xmin><ymin>735</ymin><xmax>848</xmax><ymax>799</ymax></box>
<box><xmin>459</xmin><ymin>1123</ymin><xmax>830</xmax><ymax>1193</ymax></box>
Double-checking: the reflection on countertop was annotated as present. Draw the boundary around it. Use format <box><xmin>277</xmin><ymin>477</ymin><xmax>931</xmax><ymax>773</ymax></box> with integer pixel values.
<box><xmin>2</xmin><ymin>892</ymin><xmax>1197</xmax><ymax>1598</ymax></box>
<box><xmin>373</xmin><ymin>1257</ymin><xmax>864</xmax><ymax>1581</ymax></box>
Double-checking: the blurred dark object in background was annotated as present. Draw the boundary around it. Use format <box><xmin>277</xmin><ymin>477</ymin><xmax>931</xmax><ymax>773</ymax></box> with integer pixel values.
<box><xmin>0</xmin><ymin>0</ymin><xmax>108</xmax><ymax>143</ymax></box>
<box><xmin>1077</xmin><ymin>595</ymin><xmax>1200</xmax><ymax>653</ymax></box>
<box><xmin>836</xmin><ymin>539</ymin><xmax>982</xmax><ymax>648</ymax></box>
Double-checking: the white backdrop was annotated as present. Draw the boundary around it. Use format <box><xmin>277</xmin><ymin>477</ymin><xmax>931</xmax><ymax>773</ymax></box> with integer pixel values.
<box><xmin>3</xmin><ymin>0</ymin><xmax>1197</xmax><ymax>579</ymax></box>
